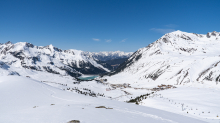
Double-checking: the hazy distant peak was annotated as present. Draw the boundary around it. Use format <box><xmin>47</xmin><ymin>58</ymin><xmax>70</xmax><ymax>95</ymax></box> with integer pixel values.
<box><xmin>5</xmin><ymin>41</ymin><xmax>12</xmax><ymax>45</ymax></box>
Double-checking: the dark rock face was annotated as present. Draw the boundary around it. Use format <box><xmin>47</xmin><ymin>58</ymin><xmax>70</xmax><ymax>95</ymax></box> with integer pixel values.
<box><xmin>32</xmin><ymin>57</ymin><xmax>40</xmax><ymax>64</ymax></box>
<box><xmin>179</xmin><ymin>48</ymin><xmax>197</xmax><ymax>53</ymax></box>
<box><xmin>147</xmin><ymin>69</ymin><xmax>165</xmax><ymax>80</ymax></box>
<box><xmin>67</xmin><ymin>60</ymin><xmax>108</xmax><ymax>75</ymax></box>
<box><xmin>67</xmin><ymin>120</ymin><xmax>80</xmax><ymax>123</ymax></box>
<box><xmin>0</xmin><ymin>61</ymin><xmax>10</xmax><ymax>70</ymax></box>
<box><xmin>95</xmin><ymin>106</ymin><xmax>113</xmax><ymax>109</ymax></box>
<box><xmin>104</xmin><ymin>58</ymin><xmax>128</xmax><ymax>66</ymax></box>
<box><xmin>92</xmin><ymin>55</ymin><xmax>130</xmax><ymax>61</ymax></box>
<box><xmin>95</xmin><ymin>106</ymin><xmax>106</xmax><ymax>108</ymax></box>
<box><xmin>25</xmin><ymin>43</ymin><xmax>34</xmax><ymax>48</ymax></box>
<box><xmin>8</xmin><ymin>71</ymin><xmax>20</xmax><ymax>76</ymax></box>
<box><xmin>5</xmin><ymin>41</ymin><xmax>12</xmax><ymax>45</ymax></box>
<box><xmin>98</xmin><ymin>58</ymin><xmax>129</xmax><ymax>71</ymax></box>
<box><xmin>96</xmin><ymin>60</ymin><xmax>113</xmax><ymax>70</ymax></box>
<box><xmin>10</xmin><ymin>51</ymin><xmax>26</xmax><ymax>60</ymax></box>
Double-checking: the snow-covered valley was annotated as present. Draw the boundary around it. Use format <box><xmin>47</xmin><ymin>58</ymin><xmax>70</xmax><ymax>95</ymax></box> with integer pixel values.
<box><xmin>1</xmin><ymin>31</ymin><xmax>220</xmax><ymax>123</ymax></box>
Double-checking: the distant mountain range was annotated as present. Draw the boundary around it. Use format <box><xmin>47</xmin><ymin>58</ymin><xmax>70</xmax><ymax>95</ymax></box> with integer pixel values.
<box><xmin>0</xmin><ymin>41</ymin><xmax>132</xmax><ymax>77</ymax></box>
<box><xmin>84</xmin><ymin>51</ymin><xmax>133</xmax><ymax>61</ymax></box>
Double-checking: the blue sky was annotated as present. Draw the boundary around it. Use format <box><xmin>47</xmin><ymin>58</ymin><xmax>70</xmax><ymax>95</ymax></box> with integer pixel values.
<box><xmin>0</xmin><ymin>0</ymin><xmax>220</xmax><ymax>52</ymax></box>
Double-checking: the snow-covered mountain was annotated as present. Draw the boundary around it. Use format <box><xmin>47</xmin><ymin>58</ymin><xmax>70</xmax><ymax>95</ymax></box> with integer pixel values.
<box><xmin>106</xmin><ymin>31</ymin><xmax>220</xmax><ymax>87</ymax></box>
<box><xmin>99</xmin><ymin>31</ymin><xmax>220</xmax><ymax>122</ymax></box>
<box><xmin>84</xmin><ymin>51</ymin><xmax>133</xmax><ymax>61</ymax></box>
<box><xmin>0</xmin><ymin>41</ymin><xmax>110</xmax><ymax>77</ymax></box>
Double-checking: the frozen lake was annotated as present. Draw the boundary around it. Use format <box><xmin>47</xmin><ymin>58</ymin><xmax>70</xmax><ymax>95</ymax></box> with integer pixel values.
<box><xmin>78</xmin><ymin>75</ymin><xmax>99</xmax><ymax>80</ymax></box>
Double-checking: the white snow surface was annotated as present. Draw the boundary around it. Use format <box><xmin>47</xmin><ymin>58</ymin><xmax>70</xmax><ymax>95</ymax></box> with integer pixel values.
<box><xmin>140</xmin><ymin>86</ymin><xmax>220</xmax><ymax>123</ymax></box>
<box><xmin>0</xmin><ymin>76</ymin><xmax>206</xmax><ymax>123</ymax></box>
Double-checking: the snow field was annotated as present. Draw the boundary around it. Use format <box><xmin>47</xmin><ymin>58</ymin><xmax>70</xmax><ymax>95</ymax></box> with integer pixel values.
<box><xmin>139</xmin><ymin>86</ymin><xmax>220</xmax><ymax>123</ymax></box>
<box><xmin>0</xmin><ymin>76</ymin><xmax>206</xmax><ymax>123</ymax></box>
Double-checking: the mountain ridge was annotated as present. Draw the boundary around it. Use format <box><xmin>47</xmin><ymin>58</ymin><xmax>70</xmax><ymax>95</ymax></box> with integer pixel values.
<box><xmin>83</xmin><ymin>51</ymin><xmax>133</xmax><ymax>61</ymax></box>
<box><xmin>0</xmin><ymin>41</ymin><xmax>133</xmax><ymax>77</ymax></box>
<box><xmin>0</xmin><ymin>42</ymin><xmax>108</xmax><ymax>77</ymax></box>
<box><xmin>105</xmin><ymin>30</ymin><xmax>220</xmax><ymax>87</ymax></box>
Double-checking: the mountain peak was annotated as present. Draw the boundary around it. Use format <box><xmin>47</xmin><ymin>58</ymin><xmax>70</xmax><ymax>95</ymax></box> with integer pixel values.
<box><xmin>167</xmin><ymin>30</ymin><xmax>187</xmax><ymax>36</ymax></box>
<box><xmin>5</xmin><ymin>41</ymin><xmax>12</xmax><ymax>45</ymax></box>
<box><xmin>49</xmin><ymin>44</ymin><xmax>53</xmax><ymax>47</ymax></box>
<box><xmin>210</xmin><ymin>31</ymin><xmax>220</xmax><ymax>36</ymax></box>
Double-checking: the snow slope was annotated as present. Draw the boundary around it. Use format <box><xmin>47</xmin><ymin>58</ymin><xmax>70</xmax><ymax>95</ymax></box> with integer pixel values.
<box><xmin>140</xmin><ymin>86</ymin><xmax>220</xmax><ymax>122</ymax></box>
<box><xmin>0</xmin><ymin>76</ymin><xmax>206</xmax><ymax>123</ymax></box>
<box><xmin>105</xmin><ymin>31</ymin><xmax>220</xmax><ymax>87</ymax></box>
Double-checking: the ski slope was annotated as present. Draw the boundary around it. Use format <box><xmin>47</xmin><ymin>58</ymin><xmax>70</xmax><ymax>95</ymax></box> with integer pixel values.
<box><xmin>0</xmin><ymin>76</ymin><xmax>206</xmax><ymax>123</ymax></box>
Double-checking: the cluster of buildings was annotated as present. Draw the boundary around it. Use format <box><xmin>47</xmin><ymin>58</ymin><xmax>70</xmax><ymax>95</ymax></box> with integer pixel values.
<box><xmin>110</xmin><ymin>83</ymin><xmax>131</xmax><ymax>89</ymax></box>
<box><xmin>95</xmin><ymin>78</ymin><xmax>131</xmax><ymax>91</ymax></box>
<box><xmin>152</xmin><ymin>84</ymin><xmax>176</xmax><ymax>91</ymax></box>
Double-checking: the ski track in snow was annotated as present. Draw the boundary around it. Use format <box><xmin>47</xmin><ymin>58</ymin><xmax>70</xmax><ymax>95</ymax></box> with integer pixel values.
<box><xmin>114</xmin><ymin>108</ymin><xmax>178</xmax><ymax>123</ymax></box>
